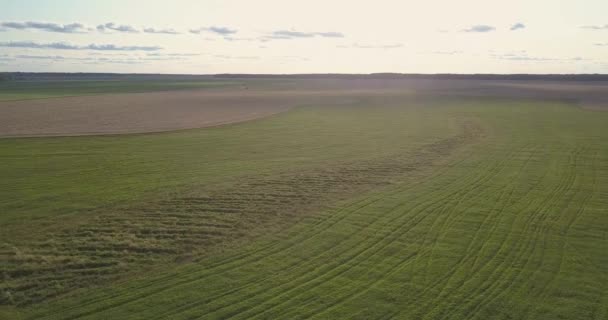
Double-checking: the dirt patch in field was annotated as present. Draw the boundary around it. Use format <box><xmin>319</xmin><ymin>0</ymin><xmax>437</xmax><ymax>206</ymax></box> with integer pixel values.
<box><xmin>0</xmin><ymin>90</ymin><xmax>296</xmax><ymax>137</ymax></box>
<box><xmin>2</xmin><ymin>79</ymin><xmax>608</xmax><ymax>138</ymax></box>
<box><xmin>0</xmin><ymin>87</ymin><xmax>413</xmax><ymax>137</ymax></box>
<box><xmin>257</xmin><ymin>78</ymin><xmax>608</xmax><ymax>110</ymax></box>
<box><xmin>576</xmin><ymin>98</ymin><xmax>608</xmax><ymax>111</ymax></box>
<box><xmin>474</xmin><ymin>81</ymin><xmax>608</xmax><ymax>110</ymax></box>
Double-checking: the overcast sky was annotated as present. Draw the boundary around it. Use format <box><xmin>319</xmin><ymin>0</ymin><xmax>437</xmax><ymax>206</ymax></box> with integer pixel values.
<box><xmin>0</xmin><ymin>0</ymin><xmax>607</xmax><ymax>74</ymax></box>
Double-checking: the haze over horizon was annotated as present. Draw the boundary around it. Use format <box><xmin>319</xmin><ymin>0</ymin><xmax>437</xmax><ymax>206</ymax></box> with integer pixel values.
<box><xmin>1</xmin><ymin>0</ymin><xmax>607</xmax><ymax>74</ymax></box>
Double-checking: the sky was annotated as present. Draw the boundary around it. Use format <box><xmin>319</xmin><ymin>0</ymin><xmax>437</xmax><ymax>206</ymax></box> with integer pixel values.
<box><xmin>0</xmin><ymin>0</ymin><xmax>607</xmax><ymax>74</ymax></box>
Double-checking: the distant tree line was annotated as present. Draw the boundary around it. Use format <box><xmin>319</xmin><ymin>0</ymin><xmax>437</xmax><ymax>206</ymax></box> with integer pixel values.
<box><xmin>0</xmin><ymin>72</ymin><xmax>214</xmax><ymax>82</ymax></box>
<box><xmin>214</xmin><ymin>73</ymin><xmax>608</xmax><ymax>81</ymax></box>
<box><xmin>1</xmin><ymin>72</ymin><xmax>607</xmax><ymax>82</ymax></box>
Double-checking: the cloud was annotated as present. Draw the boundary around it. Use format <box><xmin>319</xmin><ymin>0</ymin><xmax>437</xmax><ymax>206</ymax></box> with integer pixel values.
<box><xmin>431</xmin><ymin>50</ymin><xmax>462</xmax><ymax>55</ymax></box>
<box><xmin>510</xmin><ymin>23</ymin><xmax>526</xmax><ymax>31</ymax></box>
<box><xmin>15</xmin><ymin>54</ymin><xmax>67</xmax><ymax>60</ymax></box>
<box><xmin>91</xmin><ymin>59</ymin><xmax>141</xmax><ymax>64</ymax></box>
<box><xmin>213</xmin><ymin>54</ymin><xmax>259</xmax><ymax>60</ymax></box>
<box><xmin>87</xmin><ymin>52</ymin><xmax>130</xmax><ymax>56</ymax></box>
<box><xmin>2</xmin><ymin>21</ymin><xmax>185</xmax><ymax>35</ymax></box>
<box><xmin>0</xmin><ymin>41</ymin><xmax>162</xmax><ymax>51</ymax></box>
<box><xmin>13</xmin><ymin>53</ymin><xmax>195</xmax><ymax>64</ymax></box>
<box><xmin>146</xmin><ymin>52</ymin><xmax>201</xmax><ymax>57</ymax></box>
<box><xmin>315</xmin><ymin>32</ymin><xmax>344</xmax><ymax>38</ymax></box>
<box><xmin>87</xmin><ymin>43</ymin><xmax>162</xmax><ymax>51</ymax></box>
<box><xmin>138</xmin><ymin>56</ymin><xmax>188</xmax><ymax>61</ymax></box>
<box><xmin>338</xmin><ymin>43</ymin><xmax>402</xmax><ymax>49</ymax></box>
<box><xmin>0</xmin><ymin>21</ymin><xmax>87</xmax><ymax>33</ymax></box>
<box><xmin>98</xmin><ymin>23</ymin><xmax>182</xmax><ymax>34</ymax></box>
<box><xmin>491</xmin><ymin>52</ymin><xmax>551</xmax><ymax>61</ymax></box>
<box><xmin>463</xmin><ymin>25</ymin><xmax>495</xmax><ymax>33</ymax></box>
<box><xmin>492</xmin><ymin>52</ymin><xmax>586</xmax><ymax>62</ymax></box>
<box><xmin>0</xmin><ymin>41</ymin><xmax>80</xmax><ymax>50</ymax></box>
<box><xmin>264</xmin><ymin>30</ymin><xmax>345</xmax><ymax>40</ymax></box>
<box><xmin>276</xmin><ymin>55</ymin><xmax>310</xmax><ymax>61</ymax></box>
<box><xmin>208</xmin><ymin>26</ymin><xmax>237</xmax><ymax>35</ymax></box>
<box><xmin>83</xmin><ymin>57</ymin><xmax>142</xmax><ymax>64</ymax></box>
<box><xmin>224</xmin><ymin>37</ymin><xmax>256</xmax><ymax>42</ymax></box>
<box><xmin>97</xmin><ymin>22</ymin><xmax>139</xmax><ymax>33</ymax></box>
<box><xmin>272</xmin><ymin>30</ymin><xmax>316</xmax><ymax>38</ymax></box>
<box><xmin>99</xmin><ymin>56</ymin><xmax>192</xmax><ymax>63</ymax></box>
<box><xmin>190</xmin><ymin>26</ymin><xmax>237</xmax><ymax>35</ymax></box>
<box><xmin>499</xmin><ymin>55</ymin><xmax>555</xmax><ymax>61</ymax></box>
<box><xmin>581</xmin><ymin>24</ymin><xmax>608</xmax><ymax>30</ymax></box>
<box><xmin>143</xmin><ymin>27</ymin><xmax>180</xmax><ymax>35</ymax></box>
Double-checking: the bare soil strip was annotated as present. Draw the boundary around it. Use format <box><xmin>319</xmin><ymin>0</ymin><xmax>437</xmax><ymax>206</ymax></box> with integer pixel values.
<box><xmin>2</xmin><ymin>79</ymin><xmax>607</xmax><ymax>138</ymax></box>
<box><xmin>0</xmin><ymin>88</ymin><xmax>414</xmax><ymax>137</ymax></box>
<box><xmin>0</xmin><ymin>90</ymin><xmax>298</xmax><ymax>137</ymax></box>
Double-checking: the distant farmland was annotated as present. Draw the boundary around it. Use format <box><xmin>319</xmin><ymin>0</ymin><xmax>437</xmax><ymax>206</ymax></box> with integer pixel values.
<box><xmin>1</xmin><ymin>77</ymin><xmax>607</xmax><ymax>320</ymax></box>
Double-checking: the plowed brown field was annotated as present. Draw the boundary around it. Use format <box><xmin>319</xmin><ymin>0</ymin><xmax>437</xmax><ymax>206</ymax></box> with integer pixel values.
<box><xmin>0</xmin><ymin>89</ymin><xmax>301</xmax><ymax>137</ymax></box>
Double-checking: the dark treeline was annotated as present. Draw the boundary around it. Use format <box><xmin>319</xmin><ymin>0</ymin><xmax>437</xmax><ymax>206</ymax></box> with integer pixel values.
<box><xmin>2</xmin><ymin>72</ymin><xmax>608</xmax><ymax>82</ymax></box>
<box><xmin>215</xmin><ymin>73</ymin><xmax>608</xmax><ymax>81</ymax></box>
<box><xmin>0</xmin><ymin>72</ymin><xmax>215</xmax><ymax>82</ymax></box>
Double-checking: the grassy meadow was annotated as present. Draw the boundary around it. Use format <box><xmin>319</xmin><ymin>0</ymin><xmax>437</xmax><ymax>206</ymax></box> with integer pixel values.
<box><xmin>0</xmin><ymin>80</ymin><xmax>239</xmax><ymax>101</ymax></box>
<box><xmin>1</xmin><ymin>87</ymin><xmax>607</xmax><ymax>319</ymax></box>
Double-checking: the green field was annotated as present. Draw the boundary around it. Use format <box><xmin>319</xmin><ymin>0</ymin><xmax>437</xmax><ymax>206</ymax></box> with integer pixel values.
<box><xmin>0</xmin><ymin>80</ymin><xmax>238</xmax><ymax>101</ymax></box>
<box><xmin>1</xmin><ymin>91</ymin><xmax>607</xmax><ymax>319</ymax></box>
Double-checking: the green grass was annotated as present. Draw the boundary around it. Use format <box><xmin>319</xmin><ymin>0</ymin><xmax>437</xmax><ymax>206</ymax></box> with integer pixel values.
<box><xmin>0</xmin><ymin>80</ymin><xmax>239</xmax><ymax>101</ymax></box>
<box><xmin>1</xmin><ymin>93</ymin><xmax>607</xmax><ymax>319</ymax></box>
<box><xmin>1</xmin><ymin>95</ymin><xmax>464</xmax><ymax>306</ymax></box>
<box><xmin>0</xmin><ymin>96</ymin><xmax>459</xmax><ymax>225</ymax></box>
